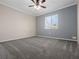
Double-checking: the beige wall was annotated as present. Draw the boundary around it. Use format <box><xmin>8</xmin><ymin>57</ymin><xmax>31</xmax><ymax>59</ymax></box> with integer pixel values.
<box><xmin>0</xmin><ymin>4</ymin><xmax>36</xmax><ymax>42</ymax></box>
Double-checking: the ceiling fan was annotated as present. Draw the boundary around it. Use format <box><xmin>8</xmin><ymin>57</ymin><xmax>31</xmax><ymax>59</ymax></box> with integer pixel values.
<box><xmin>28</xmin><ymin>0</ymin><xmax>46</xmax><ymax>9</ymax></box>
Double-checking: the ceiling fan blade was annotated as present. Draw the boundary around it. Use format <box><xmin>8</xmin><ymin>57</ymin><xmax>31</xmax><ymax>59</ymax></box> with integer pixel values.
<box><xmin>41</xmin><ymin>0</ymin><xmax>45</xmax><ymax>3</ymax></box>
<box><xmin>31</xmin><ymin>0</ymin><xmax>35</xmax><ymax>3</ymax></box>
<box><xmin>29</xmin><ymin>5</ymin><xmax>34</xmax><ymax>7</ymax></box>
<box><xmin>41</xmin><ymin>6</ymin><xmax>46</xmax><ymax>8</ymax></box>
<box><xmin>36</xmin><ymin>0</ymin><xmax>40</xmax><ymax>5</ymax></box>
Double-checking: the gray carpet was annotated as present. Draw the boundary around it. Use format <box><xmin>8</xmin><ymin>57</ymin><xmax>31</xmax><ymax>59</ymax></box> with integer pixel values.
<box><xmin>0</xmin><ymin>37</ymin><xmax>79</xmax><ymax>59</ymax></box>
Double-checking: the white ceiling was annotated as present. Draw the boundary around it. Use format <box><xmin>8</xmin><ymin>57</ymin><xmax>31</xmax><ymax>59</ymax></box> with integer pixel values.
<box><xmin>0</xmin><ymin>0</ymin><xmax>77</xmax><ymax>16</ymax></box>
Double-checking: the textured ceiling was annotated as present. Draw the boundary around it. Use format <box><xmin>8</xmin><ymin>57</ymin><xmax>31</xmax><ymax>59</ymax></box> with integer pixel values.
<box><xmin>0</xmin><ymin>0</ymin><xmax>77</xmax><ymax>16</ymax></box>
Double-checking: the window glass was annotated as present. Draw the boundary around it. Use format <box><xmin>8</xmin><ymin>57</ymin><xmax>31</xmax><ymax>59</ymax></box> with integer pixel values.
<box><xmin>45</xmin><ymin>14</ymin><xmax>58</xmax><ymax>29</ymax></box>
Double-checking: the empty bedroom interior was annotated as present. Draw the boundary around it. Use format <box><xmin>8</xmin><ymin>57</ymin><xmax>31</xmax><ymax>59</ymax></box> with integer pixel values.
<box><xmin>0</xmin><ymin>0</ymin><xmax>79</xmax><ymax>59</ymax></box>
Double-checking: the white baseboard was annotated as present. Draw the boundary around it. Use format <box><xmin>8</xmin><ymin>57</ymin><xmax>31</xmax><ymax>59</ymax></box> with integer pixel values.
<box><xmin>0</xmin><ymin>35</ymin><xmax>77</xmax><ymax>43</ymax></box>
<box><xmin>37</xmin><ymin>35</ymin><xmax>77</xmax><ymax>42</ymax></box>
<box><xmin>0</xmin><ymin>35</ymin><xmax>36</xmax><ymax>43</ymax></box>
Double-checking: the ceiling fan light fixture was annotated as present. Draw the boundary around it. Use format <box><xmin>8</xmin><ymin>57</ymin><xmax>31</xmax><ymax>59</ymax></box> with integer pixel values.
<box><xmin>34</xmin><ymin>5</ymin><xmax>41</xmax><ymax>10</ymax></box>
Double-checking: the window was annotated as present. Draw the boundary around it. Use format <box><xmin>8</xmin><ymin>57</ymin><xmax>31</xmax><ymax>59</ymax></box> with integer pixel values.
<box><xmin>45</xmin><ymin>14</ymin><xmax>58</xmax><ymax>29</ymax></box>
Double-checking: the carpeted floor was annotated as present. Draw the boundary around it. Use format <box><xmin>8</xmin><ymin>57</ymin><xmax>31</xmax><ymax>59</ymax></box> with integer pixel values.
<box><xmin>0</xmin><ymin>37</ymin><xmax>79</xmax><ymax>59</ymax></box>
